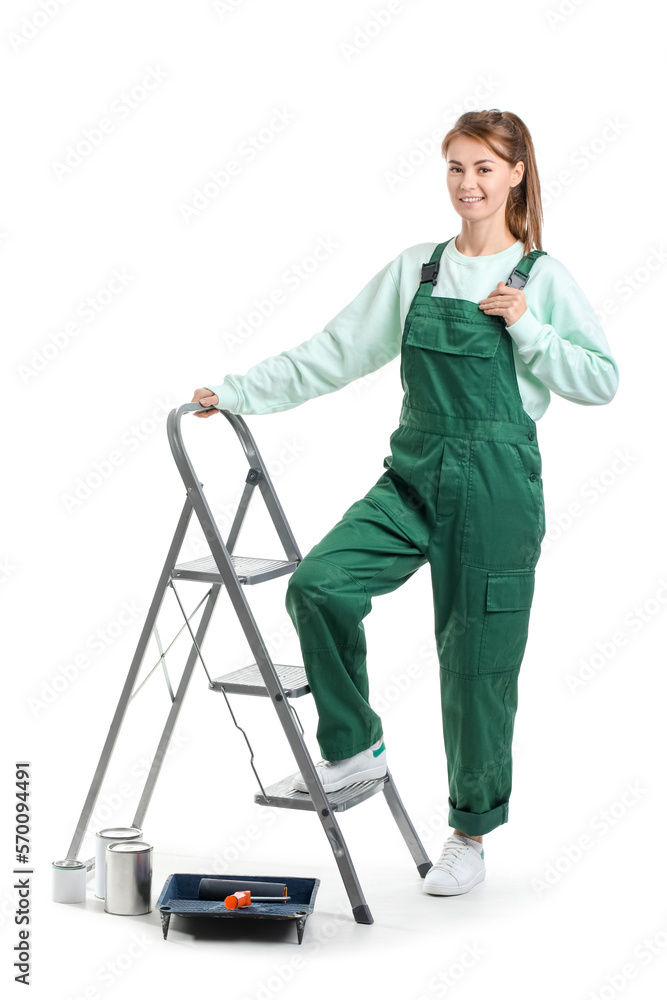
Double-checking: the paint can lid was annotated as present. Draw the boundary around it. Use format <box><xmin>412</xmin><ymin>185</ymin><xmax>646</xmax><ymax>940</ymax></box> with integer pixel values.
<box><xmin>107</xmin><ymin>841</ymin><xmax>152</xmax><ymax>854</ymax></box>
<box><xmin>97</xmin><ymin>827</ymin><xmax>142</xmax><ymax>840</ymax></box>
<box><xmin>52</xmin><ymin>859</ymin><xmax>86</xmax><ymax>870</ymax></box>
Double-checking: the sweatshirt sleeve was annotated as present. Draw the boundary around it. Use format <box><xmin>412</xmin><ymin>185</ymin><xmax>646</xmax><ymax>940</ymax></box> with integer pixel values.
<box><xmin>203</xmin><ymin>256</ymin><xmax>403</xmax><ymax>415</ymax></box>
<box><xmin>505</xmin><ymin>276</ymin><xmax>619</xmax><ymax>406</ymax></box>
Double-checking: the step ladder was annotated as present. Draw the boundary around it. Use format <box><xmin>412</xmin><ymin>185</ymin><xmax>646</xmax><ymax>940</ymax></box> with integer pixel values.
<box><xmin>61</xmin><ymin>402</ymin><xmax>432</xmax><ymax>924</ymax></box>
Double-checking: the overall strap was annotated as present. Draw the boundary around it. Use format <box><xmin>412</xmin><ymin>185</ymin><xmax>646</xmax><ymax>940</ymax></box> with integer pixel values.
<box><xmin>417</xmin><ymin>241</ymin><xmax>547</xmax><ymax>297</ymax></box>
<box><xmin>417</xmin><ymin>239</ymin><xmax>454</xmax><ymax>296</ymax></box>
<box><xmin>505</xmin><ymin>249</ymin><xmax>548</xmax><ymax>289</ymax></box>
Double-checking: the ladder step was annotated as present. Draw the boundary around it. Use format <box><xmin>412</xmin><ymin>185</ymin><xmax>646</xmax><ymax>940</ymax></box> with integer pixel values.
<box><xmin>210</xmin><ymin>663</ymin><xmax>310</xmax><ymax>698</ymax></box>
<box><xmin>254</xmin><ymin>774</ymin><xmax>388</xmax><ymax>812</ymax></box>
<box><xmin>172</xmin><ymin>554</ymin><xmax>299</xmax><ymax>585</ymax></box>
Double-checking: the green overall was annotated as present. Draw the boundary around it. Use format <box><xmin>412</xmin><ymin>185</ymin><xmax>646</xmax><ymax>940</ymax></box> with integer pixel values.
<box><xmin>285</xmin><ymin>238</ymin><xmax>547</xmax><ymax>836</ymax></box>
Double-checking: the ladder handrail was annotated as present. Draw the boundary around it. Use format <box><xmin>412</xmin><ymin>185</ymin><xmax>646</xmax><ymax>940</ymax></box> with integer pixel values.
<box><xmin>167</xmin><ymin>402</ymin><xmax>302</xmax><ymax>564</ymax></box>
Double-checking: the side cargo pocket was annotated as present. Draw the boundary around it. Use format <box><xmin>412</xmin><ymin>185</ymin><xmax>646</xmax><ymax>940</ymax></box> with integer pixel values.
<box><xmin>479</xmin><ymin>570</ymin><xmax>535</xmax><ymax>673</ymax></box>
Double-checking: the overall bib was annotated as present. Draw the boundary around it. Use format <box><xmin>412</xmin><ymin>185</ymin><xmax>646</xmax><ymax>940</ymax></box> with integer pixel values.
<box><xmin>285</xmin><ymin>239</ymin><xmax>547</xmax><ymax>836</ymax></box>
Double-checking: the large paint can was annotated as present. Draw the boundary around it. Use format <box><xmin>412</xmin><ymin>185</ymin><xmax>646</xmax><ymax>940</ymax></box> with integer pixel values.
<box><xmin>104</xmin><ymin>841</ymin><xmax>152</xmax><ymax>915</ymax></box>
<box><xmin>95</xmin><ymin>827</ymin><xmax>142</xmax><ymax>899</ymax></box>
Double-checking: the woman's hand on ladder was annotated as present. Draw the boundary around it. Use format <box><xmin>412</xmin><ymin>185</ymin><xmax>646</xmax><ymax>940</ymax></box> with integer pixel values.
<box><xmin>192</xmin><ymin>387</ymin><xmax>220</xmax><ymax>417</ymax></box>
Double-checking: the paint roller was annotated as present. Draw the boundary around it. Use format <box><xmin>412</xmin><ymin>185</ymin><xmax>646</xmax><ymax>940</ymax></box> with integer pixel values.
<box><xmin>197</xmin><ymin>878</ymin><xmax>289</xmax><ymax>906</ymax></box>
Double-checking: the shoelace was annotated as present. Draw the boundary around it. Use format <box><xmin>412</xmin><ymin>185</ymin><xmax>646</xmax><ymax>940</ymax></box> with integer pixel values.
<box><xmin>433</xmin><ymin>836</ymin><xmax>472</xmax><ymax>873</ymax></box>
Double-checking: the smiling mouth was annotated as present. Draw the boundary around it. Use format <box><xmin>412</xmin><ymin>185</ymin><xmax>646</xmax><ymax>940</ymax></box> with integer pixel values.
<box><xmin>460</xmin><ymin>197</ymin><xmax>484</xmax><ymax>202</ymax></box>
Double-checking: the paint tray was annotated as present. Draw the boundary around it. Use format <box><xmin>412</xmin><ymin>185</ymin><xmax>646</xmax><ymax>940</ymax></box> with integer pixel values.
<box><xmin>156</xmin><ymin>873</ymin><xmax>320</xmax><ymax>944</ymax></box>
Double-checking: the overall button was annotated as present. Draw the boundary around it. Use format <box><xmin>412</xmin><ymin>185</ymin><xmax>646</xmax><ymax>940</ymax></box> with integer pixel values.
<box><xmin>529</xmin><ymin>473</ymin><xmax>538</xmax><ymax>482</ymax></box>
<box><xmin>527</xmin><ymin>432</ymin><xmax>535</xmax><ymax>440</ymax></box>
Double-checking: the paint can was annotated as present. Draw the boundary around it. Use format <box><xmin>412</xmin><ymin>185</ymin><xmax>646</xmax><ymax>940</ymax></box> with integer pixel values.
<box><xmin>104</xmin><ymin>841</ymin><xmax>152</xmax><ymax>915</ymax></box>
<box><xmin>51</xmin><ymin>859</ymin><xmax>87</xmax><ymax>903</ymax></box>
<box><xmin>95</xmin><ymin>827</ymin><xmax>142</xmax><ymax>899</ymax></box>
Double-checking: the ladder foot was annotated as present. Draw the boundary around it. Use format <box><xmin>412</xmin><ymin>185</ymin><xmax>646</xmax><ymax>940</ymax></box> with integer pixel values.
<box><xmin>352</xmin><ymin>904</ymin><xmax>374</xmax><ymax>925</ymax></box>
<box><xmin>417</xmin><ymin>861</ymin><xmax>432</xmax><ymax>878</ymax></box>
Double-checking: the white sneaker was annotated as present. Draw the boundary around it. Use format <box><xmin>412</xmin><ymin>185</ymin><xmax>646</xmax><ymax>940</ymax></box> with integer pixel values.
<box><xmin>292</xmin><ymin>738</ymin><xmax>387</xmax><ymax>793</ymax></box>
<box><xmin>423</xmin><ymin>833</ymin><xmax>486</xmax><ymax>896</ymax></box>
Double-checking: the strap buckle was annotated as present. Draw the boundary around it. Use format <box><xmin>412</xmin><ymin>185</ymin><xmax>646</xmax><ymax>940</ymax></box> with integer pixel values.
<box><xmin>506</xmin><ymin>249</ymin><xmax>547</xmax><ymax>289</ymax></box>
<box><xmin>420</xmin><ymin>261</ymin><xmax>440</xmax><ymax>285</ymax></box>
<box><xmin>505</xmin><ymin>266</ymin><xmax>529</xmax><ymax>289</ymax></box>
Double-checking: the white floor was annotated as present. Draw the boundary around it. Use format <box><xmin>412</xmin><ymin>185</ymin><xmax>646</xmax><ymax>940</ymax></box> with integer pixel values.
<box><xmin>34</xmin><ymin>791</ymin><xmax>664</xmax><ymax>1000</ymax></box>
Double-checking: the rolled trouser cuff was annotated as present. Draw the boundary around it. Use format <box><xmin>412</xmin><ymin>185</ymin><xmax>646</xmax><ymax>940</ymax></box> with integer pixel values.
<box><xmin>448</xmin><ymin>797</ymin><xmax>508</xmax><ymax>836</ymax></box>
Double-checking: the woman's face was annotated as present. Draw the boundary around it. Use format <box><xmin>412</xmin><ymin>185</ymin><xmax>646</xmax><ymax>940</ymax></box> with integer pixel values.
<box><xmin>445</xmin><ymin>135</ymin><xmax>523</xmax><ymax>224</ymax></box>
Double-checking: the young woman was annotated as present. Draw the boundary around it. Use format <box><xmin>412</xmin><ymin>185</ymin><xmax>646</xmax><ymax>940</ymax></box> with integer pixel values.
<box><xmin>192</xmin><ymin>110</ymin><xmax>618</xmax><ymax>897</ymax></box>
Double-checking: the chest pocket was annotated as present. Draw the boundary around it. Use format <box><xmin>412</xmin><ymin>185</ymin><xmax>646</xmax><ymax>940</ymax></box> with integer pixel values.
<box><xmin>405</xmin><ymin>308</ymin><xmax>502</xmax><ymax>358</ymax></box>
<box><xmin>402</xmin><ymin>306</ymin><xmax>504</xmax><ymax>413</ymax></box>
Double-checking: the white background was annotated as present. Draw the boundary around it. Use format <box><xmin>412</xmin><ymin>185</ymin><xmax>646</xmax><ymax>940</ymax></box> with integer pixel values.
<box><xmin>2</xmin><ymin>1</ymin><xmax>665</xmax><ymax>998</ymax></box>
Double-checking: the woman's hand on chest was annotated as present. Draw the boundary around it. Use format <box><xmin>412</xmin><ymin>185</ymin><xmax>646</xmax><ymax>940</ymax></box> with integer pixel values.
<box><xmin>478</xmin><ymin>282</ymin><xmax>527</xmax><ymax>328</ymax></box>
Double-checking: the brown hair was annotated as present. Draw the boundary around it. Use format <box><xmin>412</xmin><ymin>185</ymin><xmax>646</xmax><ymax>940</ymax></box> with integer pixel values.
<box><xmin>441</xmin><ymin>109</ymin><xmax>543</xmax><ymax>252</ymax></box>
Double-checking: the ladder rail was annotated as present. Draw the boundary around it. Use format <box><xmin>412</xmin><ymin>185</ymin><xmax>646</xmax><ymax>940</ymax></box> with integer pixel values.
<box><xmin>167</xmin><ymin>404</ymin><xmax>373</xmax><ymax>921</ymax></box>
<box><xmin>64</xmin><ymin>499</ymin><xmax>194</xmax><ymax>862</ymax></box>
<box><xmin>382</xmin><ymin>773</ymin><xmax>432</xmax><ymax>875</ymax></box>
<box><xmin>132</xmin><ymin>584</ymin><xmax>222</xmax><ymax>829</ymax></box>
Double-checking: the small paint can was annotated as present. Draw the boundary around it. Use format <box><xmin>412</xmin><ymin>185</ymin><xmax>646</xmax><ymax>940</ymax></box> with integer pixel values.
<box><xmin>51</xmin><ymin>859</ymin><xmax>87</xmax><ymax>903</ymax></box>
<box><xmin>95</xmin><ymin>827</ymin><xmax>142</xmax><ymax>899</ymax></box>
<box><xmin>104</xmin><ymin>841</ymin><xmax>152</xmax><ymax>915</ymax></box>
